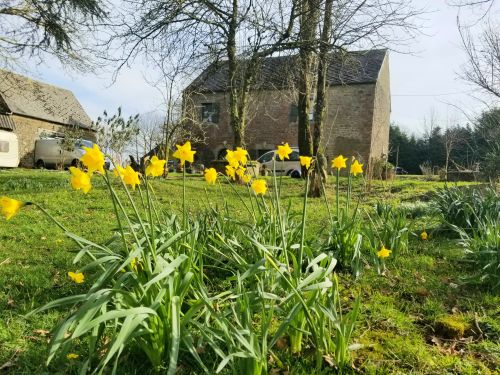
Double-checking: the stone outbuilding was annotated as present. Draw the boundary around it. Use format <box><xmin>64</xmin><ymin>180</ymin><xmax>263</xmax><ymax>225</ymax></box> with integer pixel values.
<box><xmin>0</xmin><ymin>69</ymin><xmax>95</xmax><ymax>167</ymax></box>
<box><xmin>183</xmin><ymin>49</ymin><xmax>390</xmax><ymax>167</ymax></box>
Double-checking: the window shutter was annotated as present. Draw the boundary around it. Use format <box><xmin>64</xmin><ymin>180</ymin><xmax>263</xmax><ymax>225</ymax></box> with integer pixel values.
<box><xmin>289</xmin><ymin>104</ymin><xmax>298</xmax><ymax>122</ymax></box>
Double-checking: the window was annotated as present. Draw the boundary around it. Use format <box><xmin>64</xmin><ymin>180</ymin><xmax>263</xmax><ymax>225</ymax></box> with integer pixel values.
<box><xmin>0</xmin><ymin>141</ymin><xmax>9</xmax><ymax>153</ymax></box>
<box><xmin>201</xmin><ymin>103</ymin><xmax>220</xmax><ymax>123</ymax></box>
<box><xmin>289</xmin><ymin>151</ymin><xmax>300</xmax><ymax>161</ymax></box>
<box><xmin>258</xmin><ymin>151</ymin><xmax>274</xmax><ymax>163</ymax></box>
<box><xmin>289</xmin><ymin>104</ymin><xmax>298</xmax><ymax>122</ymax></box>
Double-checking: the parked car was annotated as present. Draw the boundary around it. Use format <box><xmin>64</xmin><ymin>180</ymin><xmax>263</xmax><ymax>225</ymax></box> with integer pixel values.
<box><xmin>256</xmin><ymin>148</ymin><xmax>301</xmax><ymax>177</ymax></box>
<box><xmin>34</xmin><ymin>138</ymin><xmax>110</xmax><ymax>169</ymax></box>
<box><xmin>395</xmin><ymin>167</ymin><xmax>408</xmax><ymax>175</ymax></box>
<box><xmin>0</xmin><ymin>130</ymin><xmax>20</xmax><ymax>168</ymax></box>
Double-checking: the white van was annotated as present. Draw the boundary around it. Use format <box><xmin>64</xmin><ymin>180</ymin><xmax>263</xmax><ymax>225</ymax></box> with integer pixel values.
<box><xmin>256</xmin><ymin>148</ymin><xmax>301</xmax><ymax>177</ymax></box>
<box><xmin>0</xmin><ymin>130</ymin><xmax>20</xmax><ymax>168</ymax></box>
<box><xmin>34</xmin><ymin>138</ymin><xmax>95</xmax><ymax>169</ymax></box>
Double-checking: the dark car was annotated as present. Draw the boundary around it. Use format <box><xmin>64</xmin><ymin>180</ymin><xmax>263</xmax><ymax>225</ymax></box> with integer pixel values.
<box><xmin>395</xmin><ymin>167</ymin><xmax>408</xmax><ymax>175</ymax></box>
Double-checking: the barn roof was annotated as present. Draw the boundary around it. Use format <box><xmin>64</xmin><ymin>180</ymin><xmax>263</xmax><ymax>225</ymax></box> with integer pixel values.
<box><xmin>186</xmin><ymin>49</ymin><xmax>387</xmax><ymax>93</ymax></box>
<box><xmin>0</xmin><ymin>69</ymin><xmax>93</xmax><ymax>129</ymax></box>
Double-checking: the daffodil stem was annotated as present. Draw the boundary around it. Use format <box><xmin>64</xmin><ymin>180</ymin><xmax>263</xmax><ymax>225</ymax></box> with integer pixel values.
<box><xmin>273</xmin><ymin>159</ymin><xmax>288</xmax><ymax>266</ymax></box>
<box><xmin>142</xmin><ymin>178</ymin><xmax>156</xmax><ymax>255</ymax></box>
<box><xmin>222</xmin><ymin>175</ymin><xmax>254</xmax><ymax>221</ymax></box>
<box><xmin>298</xmin><ymin>173</ymin><xmax>309</xmax><ymax>274</ymax></box>
<box><xmin>336</xmin><ymin>169</ymin><xmax>340</xmax><ymax>220</ymax></box>
<box><xmin>182</xmin><ymin>166</ymin><xmax>186</xmax><ymax>230</ymax></box>
<box><xmin>103</xmin><ymin>171</ymin><xmax>129</xmax><ymax>254</ymax></box>
<box><xmin>319</xmin><ymin>172</ymin><xmax>333</xmax><ymax>225</ymax></box>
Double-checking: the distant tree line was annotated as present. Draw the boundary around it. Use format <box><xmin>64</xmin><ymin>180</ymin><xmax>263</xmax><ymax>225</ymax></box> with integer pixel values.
<box><xmin>389</xmin><ymin>107</ymin><xmax>500</xmax><ymax>179</ymax></box>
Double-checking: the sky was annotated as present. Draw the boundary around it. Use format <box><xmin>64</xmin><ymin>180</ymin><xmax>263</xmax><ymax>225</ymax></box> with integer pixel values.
<box><xmin>22</xmin><ymin>0</ymin><xmax>500</xmax><ymax>137</ymax></box>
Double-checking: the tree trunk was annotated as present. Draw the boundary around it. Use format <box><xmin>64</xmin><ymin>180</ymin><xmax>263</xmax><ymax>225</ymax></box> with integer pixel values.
<box><xmin>297</xmin><ymin>0</ymin><xmax>317</xmax><ymax>162</ymax></box>
<box><xmin>309</xmin><ymin>0</ymin><xmax>333</xmax><ymax>197</ymax></box>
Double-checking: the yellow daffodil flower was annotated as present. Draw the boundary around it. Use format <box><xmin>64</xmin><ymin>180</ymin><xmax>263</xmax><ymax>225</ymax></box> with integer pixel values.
<box><xmin>113</xmin><ymin>165</ymin><xmax>126</xmax><ymax>179</ymax></box>
<box><xmin>67</xmin><ymin>353</ymin><xmax>79</xmax><ymax>360</ymax></box>
<box><xmin>276</xmin><ymin>143</ymin><xmax>293</xmax><ymax>161</ymax></box>
<box><xmin>204</xmin><ymin>168</ymin><xmax>217</xmax><ymax>185</ymax></box>
<box><xmin>233</xmin><ymin>147</ymin><xmax>248</xmax><ymax>165</ymax></box>
<box><xmin>251</xmin><ymin>179</ymin><xmax>267</xmax><ymax>195</ymax></box>
<box><xmin>225</xmin><ymin>150</ymin><xmax>239</xmax><ymax>168</ymax></box>
<box><xmin>173</xmin><ymin>141</ymin><xmax>196</xmax><ymax>166</ymax></box>
<box><xmin>145</xmin><ymin>156</ymin><xmax>166</xmax><ymax>177</ymax></box>
<box><xmin>421</xmin><ymin>231</ymin><xmax>428</xmax><ymax>240</ymax></box>
<box><xmin>350</xmin><ymin>159</ymin><xmax>363</xmax><ymax>176</ymax></box>
<box><xmin>0</xmin><ymin>196</ymin><xmax>23</xmax><ymax>220</ymax></box>
<box><xmin>226</xmin><ymin>165</ymin><xmax>236</xmax><ymax>180</ymax></box>
<box><xmin>123</xmin><ymin>166</ymin><xmax>141</xmax><ymax>190</ymax></box>
<box><xmin>331</xmin><ymin>155</ymin><xmax>348</xmax><ymax>170</ymax></box>
<box><xmin>68</xmin><ymin>271</ymin><xmax>84</xmax><ymax>284</ymax></box>
<box><xmin>377</xmin><ymin>246</ymin><xmax>391</xmax><ymax>259</ymax></box>
<box><xmin>235</xmin><ymin>166</ymin><xmax>246</xmax><ymax>178</ymax></box>
<box><xmin>242</xmin><ymin>174</ymin><xmax>251</xmax><ymax>184</ymax></box>
<box><xmin>80</xmin><ymin>144</ymin><xmax>105</xmax><ymax>175</ymax></box>
<box><xmin>69</xmin><ymin>167</ymin><xmax>92</xmax><ymax>194</ymax></box>
<box><xmin>299</xmin><ymin>156</ymin><xmax>312</xmax><ymax>170</ymax></box>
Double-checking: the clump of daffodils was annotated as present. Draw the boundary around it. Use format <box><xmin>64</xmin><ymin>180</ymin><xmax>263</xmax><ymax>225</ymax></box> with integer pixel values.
<box><xmin>224</xmin><ymin>147</ymin><xmax>252</xmax><ymax>182</ymax></box>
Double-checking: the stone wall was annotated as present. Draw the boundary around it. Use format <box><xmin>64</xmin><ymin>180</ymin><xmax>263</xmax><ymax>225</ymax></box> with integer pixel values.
<box><xmin>369</xmin><ymin>55</ymin><xmax>391</xmax><ymax>162</ymax></box>
<box><xmin>186</xmin><ymin>55</ymin><xmax>390</xmax><ymax>168</ymax></box>
<box><xmin>12</xmin><ymin>114</ymin><xmax>96</xmax><ymax>167</ymax></box>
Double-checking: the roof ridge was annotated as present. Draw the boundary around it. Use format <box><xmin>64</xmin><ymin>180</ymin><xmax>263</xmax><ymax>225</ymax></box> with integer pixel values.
<box><xmin>0</xmin><ymin>69</ymin><xmax>74</xmax><ymax>95</ymax></box>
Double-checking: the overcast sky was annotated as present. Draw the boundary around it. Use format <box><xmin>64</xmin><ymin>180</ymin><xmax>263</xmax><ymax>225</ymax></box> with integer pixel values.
<box><xmin>28</xmin><ymin>0</ymin><xmax>500</xmax><ymax>137</ymax></box>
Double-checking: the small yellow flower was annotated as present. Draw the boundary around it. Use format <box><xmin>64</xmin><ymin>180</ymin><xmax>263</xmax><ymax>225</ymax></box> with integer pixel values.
<box><xmin>80</xmin><ymin>144</ymin><xmax>105</xmax><ymax>175</ymax></box>
<box><xmin>173</xmin><ymin>141</ymin><xmax>196</xmax><ymax>166</ymax></box>
<box><xmin>130</xmin><ymin>257</ymin><xmax>139</xmax><ymax>272</ymax></box>
<box><xmin>145</xmin><ymin>156</ymin><xmax>166</xmax><ymax>177</ymax></box>
<box><xmin>67</xmin><ymin>353</ymin><xmax>79</xmax><ymax>360</ymax></box>
<box><xmin>225</xmin><ymin>150</ymin><xmax>239</xmax><ymax>168</ymax></box>
<box><xmin>299</xmin><ymin>156</ymin><xmax>312</xmax><ymax>170</ymax></box>
<box><xmin>331</xmin><ymin>155</ymin><xmax>348</xmax><ymax>170</ymax></box>
<box><xmin>56</xmin><ymin>239</ymin><xmax>63</xmax><ymax>245</ymax></box>
<box><xmin>0</xmin><ymin>196</ymin><xmax>23</xmax><ymax>220</ymax></box>
<box><xmin>251</xmin><ymin>179</ymin><xmax>267</xmax><ymax>195</ymax></box>
<box><xmin>113</xmin><ymin>165</ymin><xmax>126</xmax><ymax>179</ymax></box>
<box><xmin>122</xmin><ymin>166</ymin><xmax>141</xmax><ymax>190</ymax></box>
<box><xmin>235</xmin><ymin>166</ymin><xmax>246</xmax><ymax>178</ymax></box>
<box><xmin>226</xmin><ymin>165</ymin><xmax>236</xmax><ymax>180</ymax></box>
<box><xmin>377</xmin><ymin>246</ymin><xmax>391</xmax><ymax>259</ymax></box>
<box><xmin>204</xmin><ymin>168</ymin><xmax>217</xmax><ymax>185</ymax></box>
<box><xmin>242</xmin><ymin>174</ymin><xmax>251</xmax><ymax>184</ymax></box>
<box><xmin>68</xmin><ymin>271</ymin><xmax>84</xmax><ymax>284</ymax></box>
<box><xmin>276</xmin><ymin>143</ymin><xmax>293</xmax><ymax>161</ymax></box>
<box><xmin>233</xmin><ymin>147</ymin><xmax>248</xmax><ymax>165</ymax></box>
<box><xmin>69</xmin><ymin>167</ymin><xmax>92</xmax><ymax>194</ymax></box>
<box><xmin>421</xmin><ymin>231</ymin><xmax>428</xmax><ymax>240</ymax></box>
<box><xmin>350</xmin><ymin>159</ymin><xmax>363</xmax><ymax>176</ymax></box>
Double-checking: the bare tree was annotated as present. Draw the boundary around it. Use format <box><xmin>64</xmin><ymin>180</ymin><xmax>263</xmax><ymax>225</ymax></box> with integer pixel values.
<box><xmin>295</xmin><ymin>0</ymin><xmax>422</xmax><ymax>196</ymax></box>
<box><xmin>459</xmin><ymin>22</ymin><xmax>500</xmax><ymax>99</ymax></box>
<box><xmin>102</xmin><ymin>0</ymin><xmax>300</xmax><ymax>150</ymax></box>
<box><xmin>0</xmin><ymin>0</ymin><xmax>105</xmax><ymax>69</ymax></box>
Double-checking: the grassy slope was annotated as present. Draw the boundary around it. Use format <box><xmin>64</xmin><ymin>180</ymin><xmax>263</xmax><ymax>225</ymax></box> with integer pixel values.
<box><xmin>0</xmin><ymin>169</ymin><xmax>498</xmax><ymax>374</ymax></box>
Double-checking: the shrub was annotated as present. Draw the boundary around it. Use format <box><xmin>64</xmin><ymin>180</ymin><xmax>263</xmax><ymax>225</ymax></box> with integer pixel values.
<box><xmin>434</xmin><ymin>185</ymin><xmax>499</xmax><ymax>231</ymax></box>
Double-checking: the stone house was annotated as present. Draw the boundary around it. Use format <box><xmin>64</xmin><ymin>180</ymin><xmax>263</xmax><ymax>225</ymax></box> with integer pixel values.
<box><xmin>183</xmin><ymin>49</ymin><xmax>390</xmax><ymax>168</ymax></box>
<box><xmin>0</xmin><ymin>69</ymin><xmax>95</xmax><ymax>167</ymax></box>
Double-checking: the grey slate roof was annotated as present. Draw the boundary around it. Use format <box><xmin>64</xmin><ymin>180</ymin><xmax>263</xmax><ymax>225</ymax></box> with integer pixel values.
<box><xmin>0</xmin><ymin>69</ymin><xmax>93</xmax><ymax>129</ymax></box>
<box><xmin>0</xmin><ymin>114</ymin><xmax>15</xmax><ymax>131</ymax></box>
<box><xmin>187</xmin><ymin>49</ymin><xmax>387</xmax><ymax>93</ymax></box>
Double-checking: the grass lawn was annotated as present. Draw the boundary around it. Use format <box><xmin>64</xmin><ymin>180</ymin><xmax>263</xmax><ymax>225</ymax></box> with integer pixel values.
<box><xmin>0</xmin><ymin>168</ymin><xmax>499</xmax><ymax>374</ymax></box>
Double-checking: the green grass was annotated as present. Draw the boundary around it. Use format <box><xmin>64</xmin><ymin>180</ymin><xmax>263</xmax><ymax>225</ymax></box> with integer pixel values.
<box><xmin>0</xmin><ymin>168</ymin><xmax>498</xmax><ymax>374</ymax></box>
